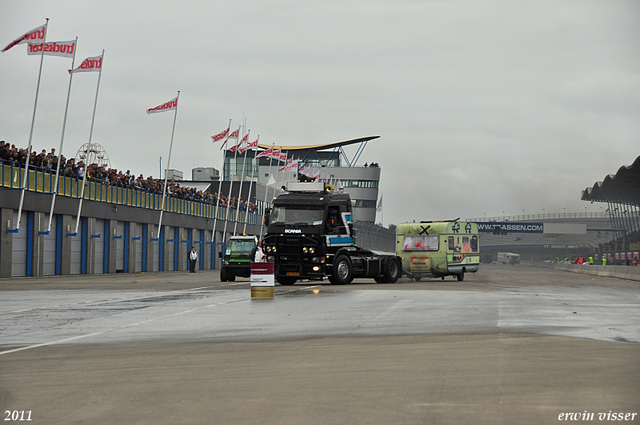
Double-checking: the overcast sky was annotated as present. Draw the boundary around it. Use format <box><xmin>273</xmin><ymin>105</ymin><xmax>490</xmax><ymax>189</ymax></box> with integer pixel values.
<box><xmin>1</xmin><ymin>0</ymin><xmax>638</xmax><ymax>226</ymax></box>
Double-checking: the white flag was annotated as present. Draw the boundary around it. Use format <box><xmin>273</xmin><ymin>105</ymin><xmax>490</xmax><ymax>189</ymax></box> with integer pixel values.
<box><xmin>147</xmin><ymin>96</ymin><xmax>178</xmax><ymax>114</ymax></box>
<box><xmin>27</xmin><ymin>40</ymin><xmax>76</xmax><ymax>58</ymax></box>
<box><xmin>70</xmin><ymin>55</ymin><xmax>103</xmax><ymax>73</ymax></box>
<box><xmin>377</xmin><ymin>195</ymin><xmax>383</xmax><ymax>212</ymax></box>
<box><xmin>2</xmin><ymin>23</ymin><xmax>46</xmax><ymax>53</ymax></box>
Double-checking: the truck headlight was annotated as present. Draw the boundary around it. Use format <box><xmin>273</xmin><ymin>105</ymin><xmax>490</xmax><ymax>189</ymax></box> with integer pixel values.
<box><xmin>302</xmin><ymin>247</ymin><xmax>308</xmax><ymax>253</ymax></box>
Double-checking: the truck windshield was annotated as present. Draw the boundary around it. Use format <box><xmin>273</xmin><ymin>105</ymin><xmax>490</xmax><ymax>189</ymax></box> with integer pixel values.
<box><xmin>228</xmin><ymin>240</ymin><xmax>254</xmax><ymax>254</ymax></box>
<box><xmin>271</xmin><ymin>206</ymin><xmax>324</xmax><ymax>226</ymax></box>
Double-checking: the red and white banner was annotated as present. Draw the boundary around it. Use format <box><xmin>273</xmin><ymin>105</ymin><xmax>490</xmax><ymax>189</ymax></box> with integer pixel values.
<box><xmin>280</xmin><ymin>158</ymin><xmax>299</xmax><ymax>173</ymax></box>
<box><xmin>147</xmin><ymin>96</ymin><xmax>178</xmax><ymax>114</ymax></box>
<box><xmin>228</xmin><ymin>128</ymin><xmax>240</xmax><ymax>139</ymax></box>
<box><xmin>27</xmin><ymin>40</ymin><xmax>76</xmax><ymax>58</ymax></box>
<box><xmin>221</xmin><ymin>127</ymin><xmax>240</xmax><ymax>150</ymax></box>
<box><xmin>230</xmin><ymin>141</ymin><xmax>243</xmax><ymax>152</ymax></box>
<box><xmin>212</xmin><ymin>127</ymin><xmax>230</xmax><ymax>142</ymax></box>
<box><xmin>255</xmin><ymin>147</ymin><xmax>273</xmax><ymax>159</ymax></box>
<box><xmin>239</xmin><ymin>139</ymin><xmax>259</xmax><ymax>154</ymax></box>
<box><xmin>2</xmin><ymin>23</ymin><xmax>46</xmax><ymax>53</ymax></box>
<box><xmin>69</xmin><ymin>55</ymin><xmax>103</xmax><ymax>73</ymax></box>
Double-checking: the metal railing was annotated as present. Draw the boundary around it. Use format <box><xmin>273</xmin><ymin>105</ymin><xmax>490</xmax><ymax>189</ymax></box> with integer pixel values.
<box><xmin>1</xmin><ymin>162</ymin><xmax>258</xmax><ymax>225</ymax></box>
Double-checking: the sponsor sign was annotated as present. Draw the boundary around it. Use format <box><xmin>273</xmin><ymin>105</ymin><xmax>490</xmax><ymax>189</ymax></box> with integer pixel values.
<box><xmin>476</xmin><ymin>222</ymin><xmax>544</xmax><ymax>234</ymax></box>
<box><xmin>251</xmin><ymin>262</ymin><xmax>274</xmax><ymax>299</ymax></box>
<box><xmin>27</xmin><ymin>40</ymin><xmax>76</xmax><ymax>57</ymax></box>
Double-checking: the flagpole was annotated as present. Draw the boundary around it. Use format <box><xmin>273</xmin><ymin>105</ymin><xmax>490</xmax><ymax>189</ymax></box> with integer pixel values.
<box><xmin>16</xmin><ymin>18</ymin><xmax>49</xmax><ymax>231</ymax></box>
<box><xmin>157</xmin><ymin>91</ymin><xmax>180</xmax><ymax>235</ymax></box>
<box><xmin>259</xmin><ymin>144</ymin><xmax>275</xmax><ymax>238</ymax></box>
<box><xmin>234</xmin><ymin>129</ymin><xmax>250</xmax><ymax>236</ymax></box>
<box><xmin>243</xmin><ymin>135</ymin><xmax>259</xmax><ymax>235</ymax></box>
<box><xmin>270</xmin><ymin>150</ymin><xmax>287</xmax><ymax>217</ymax></box>
<box><xmin>47</xmin><ymin>36</ymin><xmax>78</xmax><ymax>233</ymax></box>
<box><xmin>222</xmin><ymin>127</ymin><xmax>240</xmax><ymax>241</ymax></box>
<box><xmin>74</xmin><ymin>49</ymin><xmax>105</xmax><ymax>235</ymax></box>
<box><xmin>211</xmin><ymin>119</ymin><xmax>231</xmax><ymax>245</ymax></box>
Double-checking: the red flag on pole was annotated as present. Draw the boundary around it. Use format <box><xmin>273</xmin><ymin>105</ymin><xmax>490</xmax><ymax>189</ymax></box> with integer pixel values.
<box><xmin>69</xmin><ymin>55</ymin><xmax>103</xmax><ymax>73</ymax></box>
<box><xmin>147</xmin><ymin>96</ymin><xmax>178</xmax><ymax>114</ymax></box>
<box><xmin>2</xmin><ymin>23</ymin><xmax>46</xmax><ymax>53</ymax></box>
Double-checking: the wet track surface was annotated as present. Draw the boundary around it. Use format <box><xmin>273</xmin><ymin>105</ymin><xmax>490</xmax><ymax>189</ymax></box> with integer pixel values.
<box><xmin>1</xmin><ymin>263</ymin><xmax>639</xmax><ymax>425</ymax></box>
<box><xmin>1</xmin><ymin>264</ymin><xmax>639</xmax><ymax>351</ymax></box>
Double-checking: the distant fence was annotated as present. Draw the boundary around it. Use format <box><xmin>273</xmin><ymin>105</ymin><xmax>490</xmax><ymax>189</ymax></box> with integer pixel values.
<box><xmin>547</xmin><ymin>262</ymin><xmax>640</xmax><ymax>282</ymax></box>
<box><xmin>467</xmin><ymin>212</ymin><xmax>609</xmax><ymax>222</ymax></box>
<box><xmin>354</xmin><ymin>221</ymin><xmax>396</xmax><ymax>253</ymax></box>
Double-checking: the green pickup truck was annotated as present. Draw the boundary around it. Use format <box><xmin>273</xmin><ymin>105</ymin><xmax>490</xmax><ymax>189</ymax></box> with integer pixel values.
<box><xmin>220</xmin><ymin>235</ymin><xmax>258</xmax><ymax>281</ymax></box>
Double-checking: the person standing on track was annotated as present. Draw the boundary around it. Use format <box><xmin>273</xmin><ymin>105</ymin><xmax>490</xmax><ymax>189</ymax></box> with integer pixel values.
<box><xmin>189</xmin><ymin>246</ymin><xmax>198</xmax><ymax>273</ymax></box>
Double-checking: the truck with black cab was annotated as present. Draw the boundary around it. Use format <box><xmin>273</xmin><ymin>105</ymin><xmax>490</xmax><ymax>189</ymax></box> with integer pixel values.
<box><xmin>263</xmin><ymin>181</ymin><xmax>401</xmax><ymax>285</ymax></box>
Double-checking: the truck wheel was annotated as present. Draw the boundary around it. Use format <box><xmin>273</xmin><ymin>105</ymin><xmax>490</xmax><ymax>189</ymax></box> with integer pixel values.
<box><xmin>385</xmin><ymin>258</ymin><xmax>401</xmax><ymax>283</ymax></box>
<box><xmin>228</xmin><ymin>274</ymin><xmax>236</xmax><ymax>282</ymax></box>
<box><xmin>332</xmin><ymin>254</ymin><xmax>353</xmax><ymax>284</ymax></box>
<box><xmin>457</xmin><ymin>272</ymin><xmax>464</xmax><ymax>281</ymax></box>
<box><xmin>220</xmin><ymin>267</ymin><xmax>228</xmax><ymax>282</ymax></box>
<box><xmin>277</xmin><ymin>276</ymin><xmax>297</xmax><ymax>285</ymax></box>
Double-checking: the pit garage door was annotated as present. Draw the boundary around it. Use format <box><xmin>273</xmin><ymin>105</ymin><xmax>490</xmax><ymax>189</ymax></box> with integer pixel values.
<box><xmin>42</xmin><ymin>216</ymin><xmax>57</xmax><ymax>276</ymax></box>
<box><xmin>93</xmin><ymin>219</ymin><xmax>105</xmax><ymax>274</ymax></box>
<box><xmin>11</xmin><ymin>211</ymin><xmax>27</xmax><ymax>277</ymax></box>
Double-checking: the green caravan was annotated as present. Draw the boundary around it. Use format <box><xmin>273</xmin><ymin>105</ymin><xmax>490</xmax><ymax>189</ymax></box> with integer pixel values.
<box><xmin>396</xmin><ymin>221</ymin><xmax>480</xmax><ymax>281</ymax></box>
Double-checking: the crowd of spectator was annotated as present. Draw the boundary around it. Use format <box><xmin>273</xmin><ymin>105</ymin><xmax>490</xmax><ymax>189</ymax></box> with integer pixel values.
<box><xmin>0</xmin><ymin>141</ymin><xmax>259</xmax><ymax>214</ymax></box>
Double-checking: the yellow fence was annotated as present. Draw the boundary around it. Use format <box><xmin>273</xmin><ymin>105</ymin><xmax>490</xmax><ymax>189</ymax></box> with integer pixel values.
<box><xmin>0</xmin><ymin>163</ymin><xmax>258</xmax><ymax>225</ymax></box>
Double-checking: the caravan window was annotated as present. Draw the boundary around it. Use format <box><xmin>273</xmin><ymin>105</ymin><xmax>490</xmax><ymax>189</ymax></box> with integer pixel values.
<box><xmin>402</xmin><ymin>235</ymin><xmax>439</xmax><ymax>251</ymax></box>
<box><xmin>471</xmin><ymin>236</ymin><xmax>478</xmax><ymax>252</ymax></box>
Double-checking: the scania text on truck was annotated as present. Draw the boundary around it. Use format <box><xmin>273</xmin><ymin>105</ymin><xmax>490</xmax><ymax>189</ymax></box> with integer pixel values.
<box><xmin>396</xmin><ymin>221</ymin><xmax>480</xmax><ymax>281</ymax></box>
<box><xmin>263</xmin><ymin>182</ymin><xmax>401</xmax><ymax>285</ymax></box>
